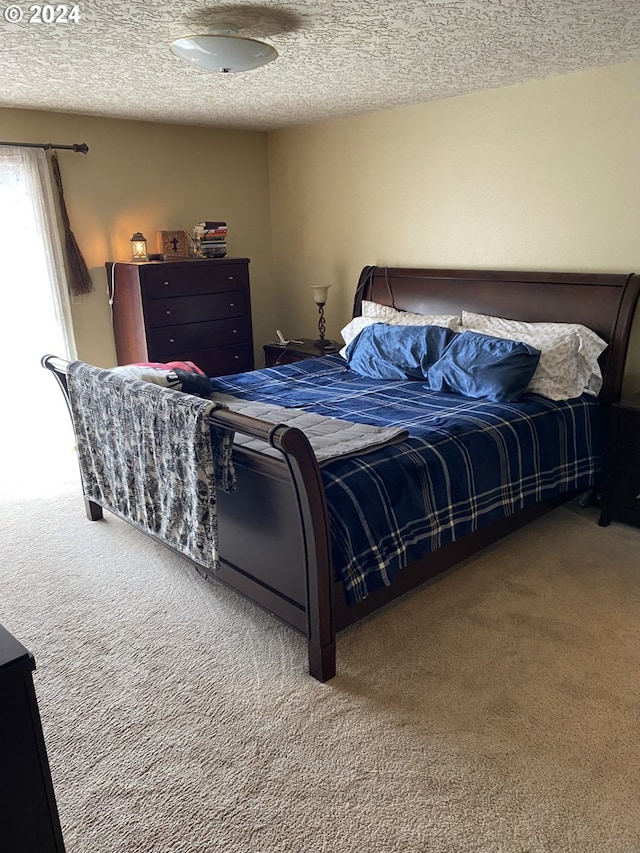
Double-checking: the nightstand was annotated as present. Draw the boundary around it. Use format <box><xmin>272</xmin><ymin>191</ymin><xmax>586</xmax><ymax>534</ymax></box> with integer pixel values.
<box><xmin>263</xmin><ymin>338</ymin><xmax>337</xmax><ymax>368</ymax></box>
<box><xmin>598</xmin><ymin>392</ymin><xmax>640</xmax><ymax>527</ymax></box>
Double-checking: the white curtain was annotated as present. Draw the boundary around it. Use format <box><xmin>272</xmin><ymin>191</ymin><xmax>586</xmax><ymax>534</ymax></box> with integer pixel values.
<box><xmin>0</xmin><ymin>145</ymin><xmax>79</xmax><ymax>495</ymax></box>
<box><xmin>0</xmin><ymin>145</ymin><xmax>76</xmax><ymax>359</ymax></box>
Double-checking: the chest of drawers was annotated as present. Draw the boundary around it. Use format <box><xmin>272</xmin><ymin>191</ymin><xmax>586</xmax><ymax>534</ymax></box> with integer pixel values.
<box><xmin>107</xmin><ymin>258</ymin><xmax>254</xmax><ymax>377</ymax></box>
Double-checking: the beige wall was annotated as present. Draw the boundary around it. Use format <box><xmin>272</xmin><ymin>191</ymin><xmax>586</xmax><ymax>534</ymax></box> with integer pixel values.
<box><xmin>0</xmin><ymin>108</ymin><xmax>275</xmax><ymax>367</ymax></box>
<box><xmin>268</xmin><ymin>61</ymin><xmax>640</xmax><ymax>391</ymax></box>
<box><xmin>2</xmin><ymin>61</ymin><xmax>639</xmax><ymax>386</ymax></box>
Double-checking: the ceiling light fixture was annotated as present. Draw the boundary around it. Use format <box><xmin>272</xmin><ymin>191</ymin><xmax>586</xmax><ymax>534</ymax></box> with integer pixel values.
<box><xmin>170</xmin><ymin>25</ymin><xmax>278</xmax><ymax>74</ymax></box>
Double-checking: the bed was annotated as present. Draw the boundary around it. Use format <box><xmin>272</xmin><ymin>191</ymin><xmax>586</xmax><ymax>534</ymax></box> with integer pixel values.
<box><xmin>43</xmin><ymin>265</ymin><xmax>640</xmax><ymax>681</ymax></box>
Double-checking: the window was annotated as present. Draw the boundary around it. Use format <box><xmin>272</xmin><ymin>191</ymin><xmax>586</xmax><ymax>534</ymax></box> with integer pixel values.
<box><xmin>0</xmin><ymin>146</ymin><xmax>78</xmax><ymax>496</ymax></box>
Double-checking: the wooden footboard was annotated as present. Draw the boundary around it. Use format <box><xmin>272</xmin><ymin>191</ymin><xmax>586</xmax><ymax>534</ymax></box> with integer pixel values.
<box><xmin>41</xmin><ymin>355</ymin><xmax>337</xmax><ymax>682</ymax></box>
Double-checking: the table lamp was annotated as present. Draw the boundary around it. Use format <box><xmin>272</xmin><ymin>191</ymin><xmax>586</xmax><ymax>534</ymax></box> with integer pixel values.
<box><xmin>310</xmin><ymin>285</ymin><xmax>336</xmax><ymax>350</ymax></box>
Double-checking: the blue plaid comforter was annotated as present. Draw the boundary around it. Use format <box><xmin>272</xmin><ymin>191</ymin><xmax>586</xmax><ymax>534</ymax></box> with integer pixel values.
<box><xmin>210</xmin><ymin>355</ymin><xmax>603</xmax><ymax>604</ymax></box>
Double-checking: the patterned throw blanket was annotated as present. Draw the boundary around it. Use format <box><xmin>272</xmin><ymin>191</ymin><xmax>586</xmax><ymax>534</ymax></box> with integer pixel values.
<box><xmin>67</xmin><ymin>361</ymin><xmax>236</xmax><ymax>571</ymax></box>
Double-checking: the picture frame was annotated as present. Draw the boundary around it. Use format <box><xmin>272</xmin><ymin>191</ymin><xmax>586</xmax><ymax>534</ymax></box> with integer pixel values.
<box><xmin>157</xmin><ymin>230</ymin><xmax>192</xmax><ymax>258</ymax></box>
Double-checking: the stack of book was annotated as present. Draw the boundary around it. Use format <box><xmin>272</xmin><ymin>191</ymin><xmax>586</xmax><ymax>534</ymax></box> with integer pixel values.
<box><xmin>194</xmin><ymin>221</ymin><xmax>227</xmax><ymax>258</ymax></box>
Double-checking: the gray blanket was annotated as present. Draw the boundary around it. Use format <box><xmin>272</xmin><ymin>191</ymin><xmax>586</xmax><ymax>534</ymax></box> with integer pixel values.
<box><xmin>209</xmin><ymin>394</ymin><xmax>409</xmax><ymax>465</ymax></box>
<box><xmin>68</xmin><ymin>362</ymin><xmax>235</xmax><ymax>570</ymax></box>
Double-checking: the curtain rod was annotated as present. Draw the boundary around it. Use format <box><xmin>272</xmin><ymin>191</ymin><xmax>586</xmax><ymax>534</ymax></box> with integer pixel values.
<box><xmin>0</xmin><ymin>141</ymin><xmax>88</xmax><ymax>153</ymax></box>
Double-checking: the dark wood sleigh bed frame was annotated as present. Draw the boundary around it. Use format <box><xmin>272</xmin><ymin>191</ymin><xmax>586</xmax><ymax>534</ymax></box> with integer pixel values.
<box><xmin>43</xmin><ymin>266</ymin><xmax>640</xmax><ymax>682</ymax></box>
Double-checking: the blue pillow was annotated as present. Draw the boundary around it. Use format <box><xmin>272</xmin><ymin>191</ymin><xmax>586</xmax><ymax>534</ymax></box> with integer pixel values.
<box><xmin>426</xmin><ymin>331</ymin><xmax>540</xmax><ymax>402</ymax></box>
<box><xmin>345</xmin><ymin>323</ymin><xmax>455</xmax><ymax>380</ymax></box>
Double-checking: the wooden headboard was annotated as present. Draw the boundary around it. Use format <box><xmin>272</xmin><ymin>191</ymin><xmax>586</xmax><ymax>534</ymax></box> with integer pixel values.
<box><xmin>353</xmin><ymin>266</ymin><xmax>640</xmax><ymax>405</ymax></box>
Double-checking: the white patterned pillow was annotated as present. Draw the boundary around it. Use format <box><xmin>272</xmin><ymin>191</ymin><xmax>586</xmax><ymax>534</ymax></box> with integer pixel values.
<box><xmin>461</xmin><ymin>311</ymin><xmax>607</xmax><ymax>400</ymax></box>
<box><xmin>362</xmin><ymin>300</ymin><xmax>461</xmax><ymax>330</ymax></box>
<box><xmin>339</xmin><ymin>316</ymin><xmax>381</xmax><ymax>356</ymax></box>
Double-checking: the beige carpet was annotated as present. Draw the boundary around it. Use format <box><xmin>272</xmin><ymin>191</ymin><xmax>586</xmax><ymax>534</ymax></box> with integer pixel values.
<box><xmin>1</xmin><ymin>479</ymin><xmax>638</xmax><ymax>853</ymax></box>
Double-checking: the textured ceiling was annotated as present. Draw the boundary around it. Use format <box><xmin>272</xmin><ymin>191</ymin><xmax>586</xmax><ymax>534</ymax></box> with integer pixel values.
<box><xmin>1</xmin><ymin>0</ymin><xmax>640</xmax><ymax>131</ymax></box>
